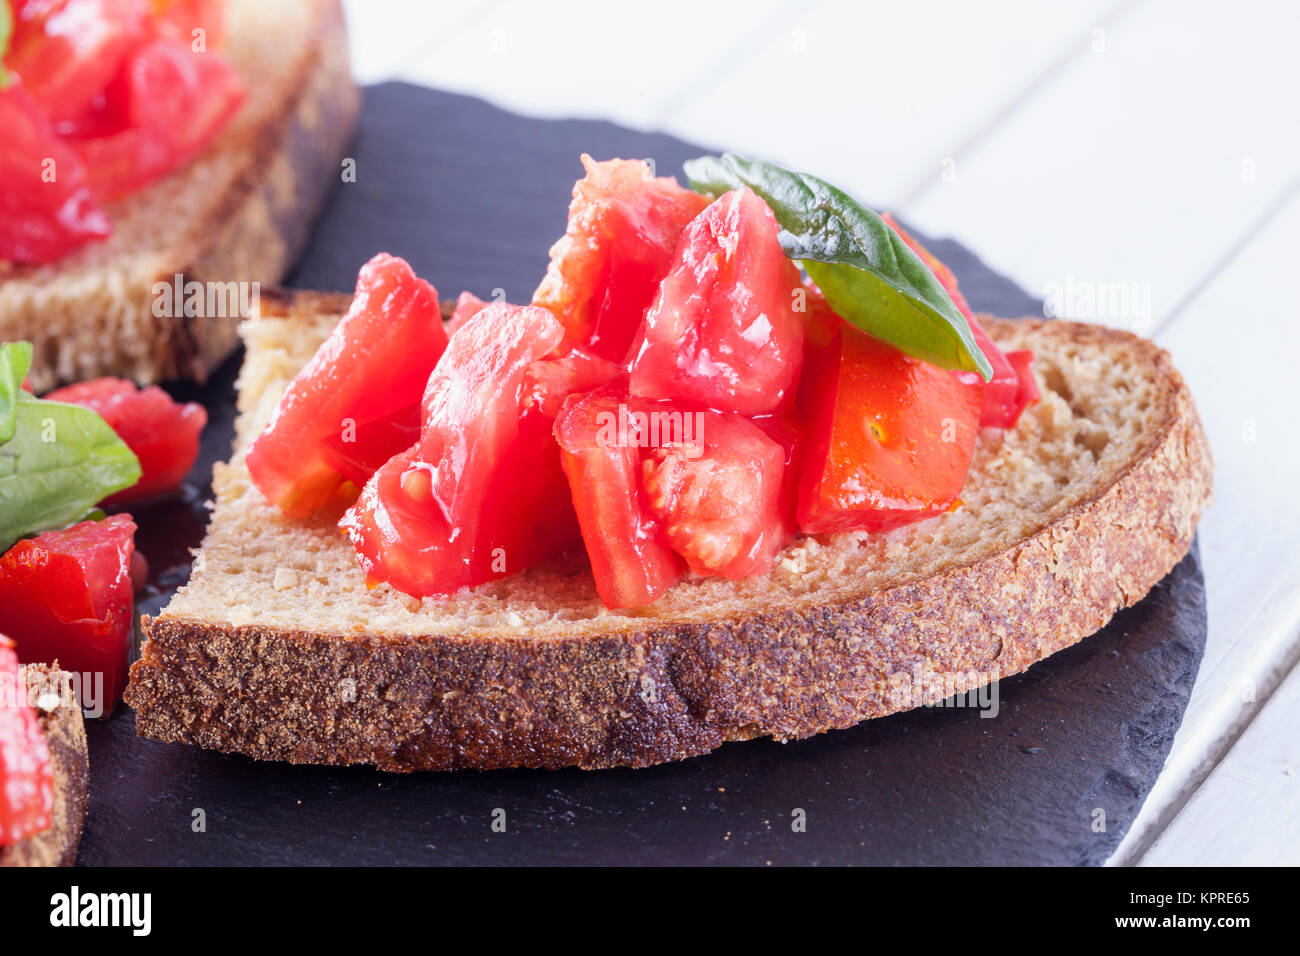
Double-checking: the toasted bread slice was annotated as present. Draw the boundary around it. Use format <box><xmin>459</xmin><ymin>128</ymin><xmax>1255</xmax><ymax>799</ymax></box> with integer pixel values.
<box><xmin>125</xmin><ymin>290</ymin><xmax>1214</xmax><ymax>771</ymax></box>
<box><xmin>0</xmin><ymin>0</ymin><xmax>359</xmax><ymax>392</ymax></box>
<box><xmin>1</xmin><ymin>666</ymin><xmax>89</xmax><ymax>867</ymax></box>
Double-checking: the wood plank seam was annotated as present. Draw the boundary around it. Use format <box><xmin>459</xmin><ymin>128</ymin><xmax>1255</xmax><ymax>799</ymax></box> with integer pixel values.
<box><xmin>390</xmin><ymin>0</ymin><xmax>513</xmax><ymax>78</ymax></box>
<box><xmin>1115</xmin><ymin>608</ymin><xmax>1300</xmax><ymax>865</ymax></box>
<box><xmin>893</xmin><ymin>0</ymin><xmax>1145</xmax><ymax>214</ymax></box>
<box><xmin>1153</xmin><ymin>172</ymin><xmax>1300</xmax><ymax>340</ymax></box>
<box><xmin>648</xmin><ymin>0</ymin><xmax>823</xmax><ymax>129</ymax></box>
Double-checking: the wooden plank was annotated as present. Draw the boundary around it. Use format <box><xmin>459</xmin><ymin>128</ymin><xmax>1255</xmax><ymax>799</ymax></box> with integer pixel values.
<box><xmin>1139</xmin><ymin>658</ymin><xmax>1300</xmax><ymax>866</ymax></box>
<box><xmin>386</xmin><ymin>0</ymin><xmax>1111</xmax><ymax>206</ymax></box>
<box><xmin>1109</xmin><ymin>190</ymin><xmax>1300</xmax><ymax>863</ymax></box>
<box><xmin>341</xmin><ymin>0</ymin><xmax>500</xmax><ymax>85</ymax></box>
<box><xmin>901</xmin><ymin>0</ymin><xmax>1300</xmax><ymax>332</ymax></box>
<box><xmin>392</xmin><ymin>0</ymin><xmax>797</xmax><ymax>129</ymax></box>
<box><xmin>657</xmin><ymin>0</ymin><xmax>1114</xmax><ymax>207</ymax></box>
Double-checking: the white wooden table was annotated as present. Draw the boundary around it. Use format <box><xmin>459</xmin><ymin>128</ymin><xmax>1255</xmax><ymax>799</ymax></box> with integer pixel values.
<box><xmin>341</xmin><ymin>0</ymin><xmax>1300</xmax><ymax>865</ymax></box>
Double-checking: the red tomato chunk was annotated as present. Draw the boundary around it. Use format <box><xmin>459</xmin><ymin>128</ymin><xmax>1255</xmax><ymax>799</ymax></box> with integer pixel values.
<box><xmin>797</xmin><ymin>324</ymin><xmax>981</xmax><ymax>535</ymax></box>
<box><xmin>246</xmin><ymin>253</ymin><xmax>448</xmax><ymax>517</ymax></box>
<box><xmin>1</xmin><ymin>0</ymin><xmax>244</xmax><ymax>262</ymax></box>
<box><xmin>0</xmin><ymin>81</ymin><xmax>111</xmax><ymax>263</ymax></box>
<box><xmin>341</xmin><ymin>304</ymin><xmax>572</xmax><ymax>597</ymax></box>
<box><xmin>44</xmin><ymin>377</ymin><xmax>207</xmax><ymax>505</ymax></box>
<box><xmin>642</xmin><ymin>410</ymin><xmax>790</xmax><ymax>579</ymax></box>
<box><xmin>533</xmin><ymin>155</ymin><xmax>709</xmax><ymax>362</ymax></box>
<box><xmin>6</xmin><ymin>0</ymin><xmax>150</xmax><ymax>125</ymax></box>
<box><xmin>553</xmin><ymin>391</ymin><xmax>682</xmax><ymax>609</ymax></box>
<box><xmin>0</xmin><ymin>637</ymin><xmax>54</xmax><ymax>847</ymax></box>
<box><xmin>0</xmin><ymin>515</ymin><xmax>137</xmax><ymax>717</ymax></box>
<box><xmin>71</xmin><ymin>35</ymin><xmax>245</xmax><ymax>202</ymax></box>
<box><xmin>523</xmin><ymin>348</ymin><xmax>623</xmax><ymax>420</ymax></box>
<box><xmin>553</xmin><ymin>390</ymin><xmax>793</xmax><ymax>605</ymax></box>
<box><xmin>630</xmin><ymin>187</ymin><xmax>804</xmax><ymax>416</ymax></box>
<box><xmin>446</xmin><ymin>290</ymin><xmax>490</xmax><ymax>335</ymax></box>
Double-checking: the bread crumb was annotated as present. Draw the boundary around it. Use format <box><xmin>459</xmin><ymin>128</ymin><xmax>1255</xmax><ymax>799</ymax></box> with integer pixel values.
<box><xmin>273</xmin><ymin>567</ymin><xmax>299</xmax><ymax>590</ymax></box>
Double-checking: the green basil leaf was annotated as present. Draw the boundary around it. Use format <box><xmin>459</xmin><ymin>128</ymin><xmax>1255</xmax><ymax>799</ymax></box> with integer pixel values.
<box><xmin>0</xmin><ymin>398</ymin><xmax>141</xmax><ymax>553</ymax></box>
<box><xmin>684</xmin><ymin>153</ymin><xmax>993</xmax><ymax>380</ymax></box>
<box><xmin>0</xmin><ymin>341</ymin><xmax>33</xmax><ymax>443</ymax></box>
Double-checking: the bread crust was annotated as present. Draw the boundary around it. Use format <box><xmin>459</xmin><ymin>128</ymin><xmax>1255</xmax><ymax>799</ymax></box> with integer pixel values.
<box><xmin>0</xmin><ymin>667</ymin><xmax>89</xmax><ymax>867</ymax></box>
<box><xmin>0</xmin><ymin>0</ymin><xmax>360</xmax><ymax>390</ymax></box>
<box><xmin>126</xmin><ymin>306</ymin><xmax>1214</xmax><ymax>771</ymax></box>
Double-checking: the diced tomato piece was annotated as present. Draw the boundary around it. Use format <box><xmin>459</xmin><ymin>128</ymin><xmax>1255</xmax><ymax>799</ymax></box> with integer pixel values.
<box><xmin>446</xmin><ymin>291</ymin><xmax>489</xmax><ymax>336</ymax></box>
<box><xmin>44</xmin><ymin>377</ymin><xmax>206</xmax><ymax>505</ymax></box>
<box><xmin>246</xmin><ymin>254</ymin><xmax>448</xmax><ymax>517</ymax></box>
<box><xmin>517</xmin><ymin>400</ymin><xmax>584</xmax><ymax>558</ymax></box>
<box><xmin>797</xmin><ymin>324</ymin><xmax>981</xmax><ymax>535</ymax></box>
<box><xmin>523</xmin><ymin>348</ymin><xmax>623</xmax><ymax>419</ymax></box>
<box><xmin>128</xmin><ymin>549</ymin><xmax>148</xmax><ymax>591</ymax></box>
<box><xmin>515</xmin><ymin>348</ymin><xmax>623</xmax><ymax>552</ymax></box>
<box><xmin>338</xmin><ymin>447</ymin><xmax>434</xmax><ymax>592</ymax></box>
<box><xmin>5</xmin><ymin>0</ymin><xmax>149</xmax><ymax>124</ymax></box>
<box><xmin>151</xmin><ymin>0</ymin><xmax>225</xmax><ymax>49</ymax></box>
<box><xmin>318</xmin><ymin>408</ymin><xmax>422</xmax><ymax>490</ymax></box>
<box><xmin>553</xmin><ymin>390</ymin><xmax>681</xmax><ymax>608</ymax></box>
<box><xmin>0</xmin><ymin>515</ymin><xmax>136</xmax><ymax>717</ymax></box>
<box><xmin>880</xmin><ymin>213</ymin><xmax>1037</xmax><ymax>428</ymax></box>
<box><xmin>642</xmin><ymin>411</ymin><xmax>790</xmax><ymax>579</ymax></box>
<box><xmin>0</xmin><ymin>637</ymin><xmax>54</xmax><ymax>847</ymax></box>
<box><xmin>1007</xmin><ymin>348</ymin><xmax>1040</xmax><ymax>412</ymax></box>
<box><xmin>341</xmin><ymin>304</ymin><xmax>570</xmax><ymax>596</ymax></box>
<box><xmin>962</xmin><ymin>318</ymin><xmax>1024</xmax><ymax>428</ymax></box>
<box><xmin>0</xmin><ymin>81</ymin><xmax>111</xmax><ymax>263</ymax></box>
<box><xmin>533</xmin><ymin>155</ymin><xmax>709</xmax><ymax>362</ymax></box>
<box><xmin>0</xmin><ymin>1</ymin><xmax>244</xmax><ymax>261</ymax></box>
<box><xmin>68</xmin><ymin>36</ymin><xmax>245</xmax><ymax>201</ymax></box>
<box><xmin>629</xmin><ymin>187</ymin><xmax>805</xmax><ymax>416</ymax></box>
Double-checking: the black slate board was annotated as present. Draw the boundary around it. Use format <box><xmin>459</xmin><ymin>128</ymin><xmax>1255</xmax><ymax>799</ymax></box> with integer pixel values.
<box><xmin>80</xmin><ymin>84</ymin><xmax>1206</xmax><ymax>866</ymax></box>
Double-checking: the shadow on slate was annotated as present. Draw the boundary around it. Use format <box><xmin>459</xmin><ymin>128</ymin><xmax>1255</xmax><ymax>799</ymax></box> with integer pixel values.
<box><xmin>83</xmin><ymin>83</ymin><xmax>1206</xmax><ymax>866</ymax></box>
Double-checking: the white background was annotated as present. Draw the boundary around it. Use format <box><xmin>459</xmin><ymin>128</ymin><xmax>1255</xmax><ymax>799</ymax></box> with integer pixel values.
<box><xmin>341</xmin><ymin>0</ymin><xmax>1300</xmax><ymax>865</ymax></box>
